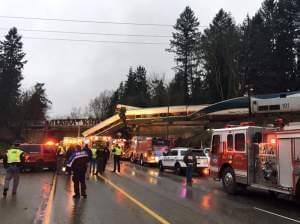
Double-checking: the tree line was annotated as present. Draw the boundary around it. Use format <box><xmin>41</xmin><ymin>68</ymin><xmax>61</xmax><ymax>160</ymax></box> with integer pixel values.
<box><xmin>0</xmin><ymin>28</ymin><xmax>51</xmax><ymax>141</ymax></box>
<box><xmin>85</xmin><ymin>0</ymin><xmax>299</xmax><ymax>120</ymax></box>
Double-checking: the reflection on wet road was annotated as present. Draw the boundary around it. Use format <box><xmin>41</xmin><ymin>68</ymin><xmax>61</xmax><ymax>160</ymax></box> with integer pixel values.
<box><xmin>46</xmin><ymin>162</ymin><xmax>300</xmax><ymax>224</ymax></box>
<box><xmin>0</xmin><ymin>169</ymin><xmax>54</xmax><ymax>224</ymax></box>
<box><xmin>1</xmin><ymin>162</ymin><xmax>300</xmax><ymax>224</ymax></box>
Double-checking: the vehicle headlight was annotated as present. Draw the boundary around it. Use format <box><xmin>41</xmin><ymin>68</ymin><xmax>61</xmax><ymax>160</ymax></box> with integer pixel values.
<box><xmin>155</xmin><ymin>157</ymin><xmax>159</xmax><ymax>162</ymax></box>
<box><xmin>202</xmin><ymin>168</ymin><xmax>210</xmax><ymax>176</ymax></box>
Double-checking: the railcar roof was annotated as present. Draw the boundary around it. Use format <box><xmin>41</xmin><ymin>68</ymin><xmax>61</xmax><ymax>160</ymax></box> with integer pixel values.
<box><xmin>213</xmin><ymin>126</ymin><xmax>263</xmax><ymax>132</ymax></box>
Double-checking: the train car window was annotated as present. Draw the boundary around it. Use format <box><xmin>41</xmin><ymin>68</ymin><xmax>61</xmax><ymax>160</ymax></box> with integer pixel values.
<box><xmin>235</xmin><ymin>133</ymin><xmax>245</xmax><ymax>152</ymax></box>
<box><xmin>269</xmin><ymin>105</ymin><xmax>280</xmax><ymax>110</ymax></box>
<box><xmin>211</xmin><ymin>135</ymin><xmax>221</xmax><ymax>154</ymax></box>
<box><xmin>258</xmin><ymin>106</ymin><xmax>268</xmax><ymax>111</ymax></box>
<box><xmin>280</xmin><ymin>94</ymin><xmax>286</xmax><ymax>98</ymax></box>
<box><xmin>227</xmin><ymin>134</ymin><xmax>233</xmax><ymax>151</ymax></box>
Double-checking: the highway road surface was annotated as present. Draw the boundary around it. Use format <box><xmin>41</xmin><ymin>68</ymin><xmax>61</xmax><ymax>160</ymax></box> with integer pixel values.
<box><xmin>1</xmin><ymin>162</ymin><xmax>300</xmax><ymax>224</ymax></box>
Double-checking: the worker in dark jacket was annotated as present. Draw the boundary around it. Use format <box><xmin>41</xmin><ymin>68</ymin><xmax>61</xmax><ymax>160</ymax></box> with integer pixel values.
<box><xmin>82</xmin><ymin>144</ymin><xmax>93</xmax><ymax>177</ymax></box>
<box><xmin>3</xmin><ymin>143</ymin><xmax>24</xmax><ymax>197</ymax></box>
<box><xmin>103</xmin><ymin>142</ymin><xmax>110</xmax><ymax>172</ymax></box>
<box><xmin>67</xmin><ymin>145</ymin><xmax>89</xmax><ymax>198</ymax></box>
<box><xmin>96</xmin><ymin>145</ymin><xmax>105</xmax><ymax>175</ymax></box>
<box><xmin>183</xmin><ymin>149</ymin><xmax>197</xmax><ymax>186</ymax></box>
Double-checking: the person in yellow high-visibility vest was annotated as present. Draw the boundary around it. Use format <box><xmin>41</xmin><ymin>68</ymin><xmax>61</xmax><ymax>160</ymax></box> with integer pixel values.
<box><xmin>112</xmin><ymin>144</ymin><xmax>123</xmax><ymax>173</ymax></box>
<box><xmin>56</xmin><ymin>144</ymin><xmax>65</xmax><ymax>175</ymax></box>
<box><xmin>90</xmin><ymin>145</ymin><xmax>97</xmax><ymax>175</ymax></box>
<box><xmin>3</xmin><ymin>143</ymin><xmax>24</xmax><ymax>197</ymax></box>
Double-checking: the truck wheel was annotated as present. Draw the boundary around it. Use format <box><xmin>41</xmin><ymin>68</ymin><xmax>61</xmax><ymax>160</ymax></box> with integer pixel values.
<box><xmin>175</xmin><ymin>163</ymin><xmax>182</xmax><ymax>175</ymax></box>
<box><xmin>159</xmin><ymin>161</ymin><xmax>164</xmax><ymax>172</ymax></box>
<box><xmin>222</xmin><ymin>167</ymin><xmax>237</xmax><ymax>194</ymax></box>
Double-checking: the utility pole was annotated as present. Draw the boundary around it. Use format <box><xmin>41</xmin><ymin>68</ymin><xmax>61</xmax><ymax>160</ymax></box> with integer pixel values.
<box><xmin>248</xmin><ymin>86</ymin><xmax>254</xmax><ymax>118</ymax></box>
<box><xmin>166</xmin><ymin>87</ymin><xmax>170</xmax><ymax>140</ymax></box>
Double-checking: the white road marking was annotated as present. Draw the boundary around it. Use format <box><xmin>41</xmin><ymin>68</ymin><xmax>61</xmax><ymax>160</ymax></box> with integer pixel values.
<box><xmin>253</xmin><ymin>207</ymin><xmax>300</xmax><ymax>223</ymax></box>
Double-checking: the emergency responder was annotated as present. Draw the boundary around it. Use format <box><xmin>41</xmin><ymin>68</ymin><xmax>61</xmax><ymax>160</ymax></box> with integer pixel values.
<box><xmin>95</xmin><ymin>145</ymin><xmax>105</xmax><ymax>175</ymax></box>
<box><xmin>65</xmin><ymin>146</ymin><xmax>75</xmax><ymax>175</ymax></box>
<box><xmin>90</xmin><ymin>144</ymin><xmax>97</xmax><ymax>175</ymax></box>
<box><xmin>3</xmin><ymin>143</ymin><xmax>24</xmax><ymax>197</ymax></box>
<box><xmin>183</xmin><ymin>149</ymin><xmax>197</xmax><ymax>186</ymax></box>
<box><xmin>112</xmin><ymin>144</ymin><xmax>122</xmax><ymax>173</ymax></box>
<box><xmin>67</xmin><ymin>145</ymin><xmax>89</xmax><ymax>198</ymax></box>
<box><xmin>103</xmin><ymin>142</ymin><xmax>110</xmax><ymax>172</ymax></box>
<box><xmin>56</xmin><ymin>143</ymin><xmax>65</xmax><ymax>175</ymax></box>
<box><xmin>82</xmin><ymin>144</ymin><xmax>92</xmax><ymax>178</ymax></box>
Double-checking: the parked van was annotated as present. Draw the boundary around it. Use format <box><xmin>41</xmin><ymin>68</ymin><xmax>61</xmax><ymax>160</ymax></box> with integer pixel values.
<box><xmin>20</xmin><ymin>144</ymin><xmax>57</xmax><ymax>170</ymax></box>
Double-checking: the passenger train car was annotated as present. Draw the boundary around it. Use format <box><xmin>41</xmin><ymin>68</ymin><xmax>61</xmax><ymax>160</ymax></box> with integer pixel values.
<box><xmin>192</xmin><ymin>91</ymin><xmax>300</xmax><ymax>120</ymax></box>
<box><xmin>250</xmin><ymin>91</ymin><xmax>300</xmax><ymax>114</ymax></box>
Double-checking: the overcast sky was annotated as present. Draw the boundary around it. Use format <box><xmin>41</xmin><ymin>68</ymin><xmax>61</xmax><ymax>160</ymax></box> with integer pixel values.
<box><xmin>0</xmin><ymin>0</ymin><xmax>264</xmax><ymax>117</ymax></box>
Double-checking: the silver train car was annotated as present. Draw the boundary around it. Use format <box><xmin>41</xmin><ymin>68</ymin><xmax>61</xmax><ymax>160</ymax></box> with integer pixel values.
<box><xmin>251</xmin><ymin>91</ymin><xmax>300</xmax><ymax>114</ymax></box>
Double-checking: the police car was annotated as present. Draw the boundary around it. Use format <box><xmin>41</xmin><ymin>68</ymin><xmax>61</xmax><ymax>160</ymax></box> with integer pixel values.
<box><xmin>158</xmin><ymin>147</ymin><xmax>209</xmax><ymax>175</ymax></box>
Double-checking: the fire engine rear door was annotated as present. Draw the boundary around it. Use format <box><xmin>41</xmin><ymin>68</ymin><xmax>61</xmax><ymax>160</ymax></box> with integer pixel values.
<box><xmin>278</xmin><ymin>138</ymin><xmax>293</xmax><ymax>188</ymax></box>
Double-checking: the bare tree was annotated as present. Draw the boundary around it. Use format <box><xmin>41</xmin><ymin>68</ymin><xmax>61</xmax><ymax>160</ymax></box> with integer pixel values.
<box><xmin>69</xmin><ymin>107</ymin><xmax>83</xmax><ymax>119</ymax></box>
<box><xmin>89</xmin><ymin>90</ymin><xmax>113</xmax><ymax>120</ymax></box>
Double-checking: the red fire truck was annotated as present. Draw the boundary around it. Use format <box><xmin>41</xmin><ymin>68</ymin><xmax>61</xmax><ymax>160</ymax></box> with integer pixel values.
<box><xmin>210</xmin><ymin>123</ymin><xmax>300</xmax><ymax>201</ymax></box>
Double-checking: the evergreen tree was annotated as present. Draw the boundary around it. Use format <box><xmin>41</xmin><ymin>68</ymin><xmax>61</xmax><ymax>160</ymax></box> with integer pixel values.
<box><xmin>167</xmin><ymin>6</ymin><xmax>201</xmax><ymax>105</ymax></box>
<box><xmin>168</xmin><ymin>73</ymin><xmax>185</xmax><ymax>105</ymax></box>
<box><xmin>13</xmin><ymin>83</ymin><xmax>51</xmax><ymax>138</ymax></box>
<box><xmin>240</xmin><ymin>0</ymin><xmax>299</xmax><ymax>94</ymax></box>
<box><xmin>191</xmin><ymin>72</ymin><xmax>208</xmax><ymax>104</ymax></box>
<box><xmin>0</xmin><ymin>27</ymin><xmax>26</xmax><ymax>126</ymax></box>
<box><xmin>201</xmin><ymin>9</ymin><xmax>241</xmax><ymax>102</ymax></box>
<box><xmin>134</xmin><ymin>66</ymin><xmax>151</xmax><ymax>106</ymax></box>
<box><xmin>150</xmin><ymin>77</ymin><xmax>168</xmax><ymax>107</ymax></box>
<box><xmin>24</xmin><ymin>83</ymin><xmax>52</xmax><ymax>121</ymax></box>
<box><xmin>107</xmin><ymin>82</ymin><xmax>124</xmax><ymax>116</ymax></box>
<box><xmin>274</xmin><ymin>0</ymin><xmax>299</xmax><ymax>91</ymax></box>
<box><xmin>239</xmin><ymin>13</ymin><xmax>274</xmax><ymax>94</ymax></box>
<box><xmin>123</xmin><ymin>66</ymin><xmax>150</xmax><ymax>107</ymax></box>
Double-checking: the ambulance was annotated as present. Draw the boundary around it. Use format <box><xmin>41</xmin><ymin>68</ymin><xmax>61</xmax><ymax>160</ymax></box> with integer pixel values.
<box><xmin>210</xmin><ymin>122</ymin><xmax>300</xmax><ymax>201</ymax></box>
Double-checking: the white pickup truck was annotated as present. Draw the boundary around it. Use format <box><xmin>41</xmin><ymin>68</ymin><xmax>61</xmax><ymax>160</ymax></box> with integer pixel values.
<box><xmin>158</xmin><ymin>147</ymin><xmax>209</xmax><ymax>175</ymax></box>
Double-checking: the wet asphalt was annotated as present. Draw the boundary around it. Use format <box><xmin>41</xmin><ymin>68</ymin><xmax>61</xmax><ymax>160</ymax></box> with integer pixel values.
<box><xmin>1</xmin><ymin>161</ymin><xmax>300</xmax><ymax>224</ymax></box>
<box><xmin>0</xmin><ymin>168</ymin><xmax>54</xmax><ymax>224</ymax></box>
